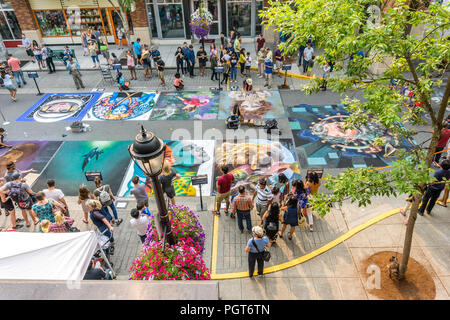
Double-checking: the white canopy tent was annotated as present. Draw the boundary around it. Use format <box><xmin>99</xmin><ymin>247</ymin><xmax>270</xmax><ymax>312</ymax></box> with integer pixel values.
<box><xmin>0</xmin><ymin>231</ymin><xmax>112</xmax><ymax>281</ymax></box>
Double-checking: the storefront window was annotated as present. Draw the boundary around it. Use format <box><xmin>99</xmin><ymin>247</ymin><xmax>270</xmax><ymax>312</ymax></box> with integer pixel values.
<box><xmin>255</xmin><ymin>0</ymin><xmax>263</xmax><ymax>36</ymax></box>
<box><xmin>0</xmin><ymin>12</ymin><xmax>12</xmax><ymax>40</ymax></box>
<box><xmin>159</xmin><ymin>3</ymin><xmax>184</xmax><ymax>38</ymax></box>
<box><xmin>101</xmin><ymin>9</ymin><xmax>111</xmax><ymax>35</ymax></box>
<box><xmin>227</xmin><ymin>0</ymin><xmax>251</xmax><ymax>36</ymax></box>
<box><xmin>146</xmin><ymin>1</ymin><xmax>158</xmax><ymax>37</ymax></box>
<box><xmin>35</xmin><ymin>10</ymin><xmax>70</xmax><ymax>37</ymax></box>
<box><xmin>0</xmin><ymin>0</ymin><xmax>21</xmax><ymax>40</ymax></box>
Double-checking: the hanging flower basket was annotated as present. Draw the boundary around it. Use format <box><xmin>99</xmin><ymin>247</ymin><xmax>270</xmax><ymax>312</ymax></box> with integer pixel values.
<box><xmin>189</xmin><ymin>4</ymin><xmax>213</xmax><ymax>41</ymax></box>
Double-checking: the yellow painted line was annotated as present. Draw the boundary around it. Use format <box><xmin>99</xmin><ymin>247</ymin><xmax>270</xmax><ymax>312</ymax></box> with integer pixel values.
<box><xmin>249</xmin><ymin>66</ymin><xmax>323</xmax><ymax>81</ymax></box>
<box><xmin>210</xmin><ymin>207</ymin><xmax>401</xmax><ymax>279</ymax></box>
<box><xmin>210</xmin><ymin>214</ymin><xmax>220</xmax><ymax>275</ymax></box>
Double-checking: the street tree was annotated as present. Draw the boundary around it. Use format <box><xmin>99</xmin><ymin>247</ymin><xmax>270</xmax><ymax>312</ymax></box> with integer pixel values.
<box><xmin>261</xmin><ymin>0</ymin><xmax>449</xmax><ymax>279</ymax></box>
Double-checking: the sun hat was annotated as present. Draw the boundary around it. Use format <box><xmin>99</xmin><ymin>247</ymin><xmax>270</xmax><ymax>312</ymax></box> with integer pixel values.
<box><xmin>246</xmin><ymin>78</ymin><xmax>253</xmax><ymax>86</ymax></box>
<box><xmin>252</xmin><ymin>226</ymin><xmax>264</xmax><ymax>237</ymax></box>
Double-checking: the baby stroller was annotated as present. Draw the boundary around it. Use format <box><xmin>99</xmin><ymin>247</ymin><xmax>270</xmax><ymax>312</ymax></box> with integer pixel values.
<box><xmin>92</xmin><ymin>228</ymin><xmax>116</xmax><ymax>279</ymax></box>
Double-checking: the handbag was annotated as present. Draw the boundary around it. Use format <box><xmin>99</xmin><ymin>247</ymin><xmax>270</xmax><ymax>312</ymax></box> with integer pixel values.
<box><xmin>252</xmin><ymin>239</ymin><xmax>271</xmax><ymax>262</ymax></box>
<box><xmin>298</xmin><ymin>208</ymin><xmax>307</xmax><ymax>228</ymax></box>
<box><xmin>64</xmin><ymin>221</ymin><xmax>80</xmax><ymax>232</ymax></box>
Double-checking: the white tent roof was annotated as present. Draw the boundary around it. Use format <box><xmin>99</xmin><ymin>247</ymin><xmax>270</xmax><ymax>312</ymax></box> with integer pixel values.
<box><xmin>0</xmin><ymin>231</ymin><xmax>99</xmax><ymax>281</ymax></box>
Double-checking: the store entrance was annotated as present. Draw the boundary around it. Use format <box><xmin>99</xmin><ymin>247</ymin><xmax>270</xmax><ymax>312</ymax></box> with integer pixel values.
<box><xmin>108</xmin><ymin>8</ymin><xmax>133</xmax><ymax>44</ymax></box>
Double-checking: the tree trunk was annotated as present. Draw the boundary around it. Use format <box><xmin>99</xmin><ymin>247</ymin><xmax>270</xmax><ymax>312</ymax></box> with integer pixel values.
<box><xmin>398</xmin><ymin>76</ymin><xmax>450</xmax><ymax>279</ymax></box>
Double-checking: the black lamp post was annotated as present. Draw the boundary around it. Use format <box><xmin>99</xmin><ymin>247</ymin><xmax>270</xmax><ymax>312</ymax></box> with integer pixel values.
<box><xmin>128</xmin><ymin>126</ymin><xmax>175</xmax><ymax>245</ymax></box>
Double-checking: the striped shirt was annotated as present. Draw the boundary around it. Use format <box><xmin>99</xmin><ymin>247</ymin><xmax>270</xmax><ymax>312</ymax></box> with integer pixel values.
<box><xmin>232</xmin><ymin>194</ymin><xmax>253</xmax><ymax>212</ymax></box>
<box><xmin>255</xmin><ymin>185</ymin><xmax>273</xmax><ymax>206</ymax></box>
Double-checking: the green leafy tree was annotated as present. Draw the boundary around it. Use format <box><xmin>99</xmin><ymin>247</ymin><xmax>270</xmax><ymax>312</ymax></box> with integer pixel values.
<box><xmin>107</xmin><ymin>0</ymin><xmax>135</xmax><ymax>50</ymax></box>
<box><xmin>261</xmin><ymin>0</ymin><xmax>449</xmax><ymax>279</ymax></box>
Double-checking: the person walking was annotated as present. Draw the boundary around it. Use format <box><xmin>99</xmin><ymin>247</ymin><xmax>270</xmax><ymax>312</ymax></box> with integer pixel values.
<box><xmin>418</xmin><ymin>159</ymin><xmax>450</xmax><ymax>216</ymax></box>
<box><xmin>197</xmin><ymin>46</ymin><xmax>208</xmax><ymax>77</ymax></box>
<box><xmin>0</xmin><ymin>177</ymin><xmax>21</xmax><ymax>229</ymax></box>
<box><xmin>231</xmin><ymin>186</ymin><xmax>254</xmax><ymax>233</ymax></box>
<box><xmin>32</xmin><ymin>192</ymin><xmax>65</xmax><ymax>232</ymax></box>
<box><xmin>303</xmin><ymin>42</ymin><xmax>314</xmax><ymax>75</ymax></box>
<box><xmin>320</xmin><ymin>62</ymin><xmax>331</xmax><ymax>91</ymax></box>
<box><xmin>99</xmin><ymin>37</ymin><xmax>110</xmax><ymax>64</ymax></box>
<box><xmin>257</xmin><ymin>48</ymin><xmax>266</xmax><ymax>78</ymax></box>
<box><xmin>252</xmin><ymin>178</ymin><xmax>273</xmax><ymax>217</ymax></box>
<box><xmin>263</xmin><ymin>57</ymin><xmax>274</xmax><ymax>89</ymax></box>
<box><xmin>156</xmin><ymin>57</ymin><xmax>166</xmax><ymax>88</ymax></box>
<box><xmin>88</xmin><ymin>41</ymin><xmax>100</xmax><ymax>68</ymax></box>
<box><xmin>187</xmin><ymin>45</ymin><xmax>196</xmax><ymax>77</ymax></box>
<box><xmin>159</xmin><ymin>163</ymin><xmax>180</xmax><ymax>205</ymax></box>
<box><xmin>32</xmin><ymin>40</ymin><xmax>45</xmax><ymax>70</ymax></box>
<box><xmin>0</xmin><ymin>172</ymin><xmax>39</xmax><ymax>227</ymax></box>
<box><xmin>41</xmin><ymin>44</ymin><xmax>56</xmax><ymax>74</ymax></box>
<box><xmin>278</xmin><ymin>194</ymin><xmax>299</xmax><ymax>240</ymax></box>
<box><xmin>7</xmin><ymin>54</ymin><xmax>27</xmax><ymax>87</ymax></box>
<box><xmin>130</xmin><ymin>208</ymin><xmax>150</xmax><ymax>243</ymax></box>
<box><xmin>43</xmin><ymin>179</ymin><xmax>69</xmax><ymax>216</ymax></box>
<box><xmin>175</xmin><ymin>47</ymin><xmax>184</xmax><ymax>75</ymax></box>
<box><xmin>117</xmin><ymin>28</ymin><xmax>125</xmax><ymax>50</ymax></box>
<box><xmin>130</xmin><ymin>176</ymin><xmax>149</xmax><ymax>208</ymax></box>
<box><xmin>245</xmin><ymin>226</ymin><xmax>269</xmax><ymax>278</ymax></box>
<box><xmin>210</xmin><ymin>52</ymin><xmax>219</xmax><ymax>81</ymax></box>
<box><xmin>261</xmin><ymin>202</ymin><xmax>280</xmax><ymax>245</ymax></box>
<box><xmin>93</xmin><ymin>176</ymin><xmax>122</xmax><ymax>226</ymax></box>
<box><xmin>78</xmin><ymin>185</ymin><xmax>94</xmax><ymax>224</ymax></box>
<box><xmin>87</xmin><ymin>199</ymin><xmax>115</xmax><ymax>251</ymax></box>
<box><xmin>213</xmin><ymin>165</ymin><xmax>236</xmax><ymax>216</ymax></box>
<box><xmin>298</xmin><ymin>44</ymin><xmax>305</xmax><ymax>67</ymax></box>
<box><xmin>127</xmin><ymin>50</ymin><xmax>137</xmax><ymax>80</ymax></box>
<box><xmin>1</xmin><ymin>70</ymin><xmax>17</xmax><ymax>102</ymax></box>
<box><xmin>81</xmin><ymin>29</ymin><xmax>89</xmax><ymax>56</ymax></box>
<box><xmin>67</xmin><ymin>58</ymin><xmax>85</xmax><ymax>90</ymax></box>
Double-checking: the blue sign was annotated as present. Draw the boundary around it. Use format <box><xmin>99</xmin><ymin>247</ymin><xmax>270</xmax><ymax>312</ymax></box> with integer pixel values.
<box><xmin>282</xmin><ymin>64</ymin><xmax>292</xmax><ymax>71</ymax></box>
<box><xmin>27</xmin><ymin>72</ymin><xmax>39</xmax><ymax>79</ymax></box>
<box><xmin>215</xmin><ymin>67</ymin><xmax>224</xmax><ymax>73</ymax></box>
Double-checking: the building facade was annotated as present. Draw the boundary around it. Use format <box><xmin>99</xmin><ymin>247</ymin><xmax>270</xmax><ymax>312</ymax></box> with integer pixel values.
<box><xmin>1</xmin><ymin>0</ymin><xmax>270</xmax><ymax>47</ymax></box>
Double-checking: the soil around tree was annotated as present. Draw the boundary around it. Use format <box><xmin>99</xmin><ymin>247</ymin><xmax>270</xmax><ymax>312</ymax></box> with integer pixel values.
<box><xmin>362</xmin><ymin>251</ymin><xmax>436</xmax><ymax>300</ymax></box>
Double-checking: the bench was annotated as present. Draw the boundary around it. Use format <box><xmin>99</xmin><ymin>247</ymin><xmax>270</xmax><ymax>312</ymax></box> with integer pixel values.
<box><xmin>52</xmin><ymin>49</ymin><xmax>77</xmax><ymax>64</ymax></box>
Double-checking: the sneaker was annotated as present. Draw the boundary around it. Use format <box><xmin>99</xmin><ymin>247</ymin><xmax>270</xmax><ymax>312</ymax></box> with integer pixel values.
<box><xmin>109</xmin><ymin>246</ymin><xmax>115</xmax><ymax>255</ymax></box>
<box><xmin>309</xmin><ymin>225</ymin><xmax>313</xmax><ymax>232</ymax></box>
<box><xmin>11</xmin><ymin>224</ymin><xmax>23</xmax><ymax>230</ymax></box>
<box><xmin>240</xmin><ymin>229</ymin><xmax>244</xmax><ymax>234</ymax></box>
<box><xmin>418</xmin><ymin>211</ymin><xmax>424</xmax><ymax>216</ymax></box>
<box><xmin>115</xmin><ymin>218</ymin><xmax>123</xmax><ymax>226</ymax></box>
<box><xmin>224</xmin><ymin>210</ymin><xmax>229</xmax><ymax>216</ymax></box>
<box><xmin>212</xmin><ymin>210</ymin><xmax>220</xmax><ymax>216</ymax></box>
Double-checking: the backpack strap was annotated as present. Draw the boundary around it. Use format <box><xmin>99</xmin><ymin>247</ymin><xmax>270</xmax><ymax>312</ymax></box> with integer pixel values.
<box><xmin>251</xmin><ymin>239</ymin><xmax>262</xmax><ymax>254</ymax></box>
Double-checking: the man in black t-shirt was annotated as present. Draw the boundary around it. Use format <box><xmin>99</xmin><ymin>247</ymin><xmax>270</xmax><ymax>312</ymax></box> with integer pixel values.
<box><xmin>156</xmin><ymin>57</ymin><xmax>166</xmax><ymax>88</ymax></box>
<box><xmin>419</xmin><ymin>159</ymin><xmax>450</xmax><ymax>216</ymax></box>
<box><xmin>83</xmin><ymin>260</ymin><xmax>111</xmax><ymax>280</ymax></box>
<box><xmin>197</xmin><ymin>47</ymin><xmax>208</xmax><ymax>77</ymax></box>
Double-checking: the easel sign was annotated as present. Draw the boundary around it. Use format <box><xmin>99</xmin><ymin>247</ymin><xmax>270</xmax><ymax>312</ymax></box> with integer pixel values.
<box><xmin>306</xmin><ymin>169</ymin><xmax>324</xmax><ymax>179</ymax></box>
<box><xmin>85</xmin><ymin>171</ymin><xmax>103</xmax><ymax>182</ymax></box>
<box><xmin>192</xmin><ymin>174</ymin><xmax>208</xmax><ymax>212</ymax></box>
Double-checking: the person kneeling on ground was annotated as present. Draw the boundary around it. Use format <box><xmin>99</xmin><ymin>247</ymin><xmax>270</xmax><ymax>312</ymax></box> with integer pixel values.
<box><xmin>173</xmin><ymin>73</ymin><xmax>184</xmax><ymax>91</ymax></box>
<box><xmin>83</xmin><ymin>259</ymin><xmax>112</xmax><ymax>280</ymax></box>
<box><xmin>117</xmin><ymin>72</ymin><xmax>129</xmax><ymax>91</ymax></box>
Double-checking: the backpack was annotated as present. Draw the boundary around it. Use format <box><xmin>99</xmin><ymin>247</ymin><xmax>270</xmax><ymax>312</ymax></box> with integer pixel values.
<box><xmin>46</xmin><ymin>47</ymin><xmax>55</xmax><ymax>58</ymax></box>
<box><xmin>64</xmin><ymin>221</ymin><xmax>80</xmax><ymax>232</ymax></box>
<box><xmin>98</xmin><ymin>186</ymin><xmax>111</xmax><ymax>205</ymax></box>
<box><xmin>9</xmin><ymin>182</ymin><xmax>29</xmax><ymax>204</ymax></box>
